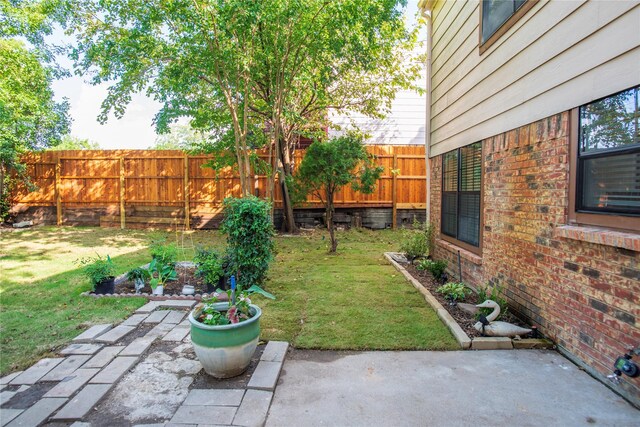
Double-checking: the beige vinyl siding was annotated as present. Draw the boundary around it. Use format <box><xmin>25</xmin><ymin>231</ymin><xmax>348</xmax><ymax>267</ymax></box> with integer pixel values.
<box><xmin>329</xmin><ymin>76</ymin><xmax>427</xmax><ymax>145</ymax></box>
<box><xmin>429</xmin><ymin>0</ymin><xmax>640</xmax><ymax>157</ymax></box>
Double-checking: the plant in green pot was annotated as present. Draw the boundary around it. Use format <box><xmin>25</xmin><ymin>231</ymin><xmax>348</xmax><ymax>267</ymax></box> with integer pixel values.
<box><xmin>148</xmin><ymin>258</ymin><xmax>177</xmax><ymax>296</ymax></box>
<box><xmin>189</xmin><ymin>196</ymin><xmax>275</xmax><ymax>378</ymax></box>
<box><xmin>76</xmin><ymin>255</ymin><xmax>116</xmax><ymax>294</ymax></box>
<box><xmin>189</xmin><ymin>277</ymin><xmax>274</xmax><ymax>378</ymax></box>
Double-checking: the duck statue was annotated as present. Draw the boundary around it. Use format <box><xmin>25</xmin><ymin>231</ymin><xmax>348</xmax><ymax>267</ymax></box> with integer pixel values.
<box><xmin>474</xmin><ymin>300</ymin><xmax>532</xmax><ymax>337</ymax></box>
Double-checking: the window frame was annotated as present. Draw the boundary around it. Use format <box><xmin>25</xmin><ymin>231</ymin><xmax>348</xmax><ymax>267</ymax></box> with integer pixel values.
<box><xmin>568</xmin><ymin>101</ymin><xmax>640</xmax><ymax>232</ymax></box>
<box><xmin>479</xmin><ymin>0</ymin><xmax>538</xmax><ymax>54</ymax></box>
<box><xmin>440</xmin><ymin>143</ymin><xmax>484</xmax><ymax>256</ymax></box>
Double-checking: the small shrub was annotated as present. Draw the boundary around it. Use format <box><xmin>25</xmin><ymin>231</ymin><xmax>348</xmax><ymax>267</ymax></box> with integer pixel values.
<box><xmin>76</xmin><ymin>255</ymin><xmax>115</xmax><ymax>287</ymax></box>
<box><xmin>194</xmin><ymin>247</ymin><xmax>225</xmax><ymax>286</ymax></box>
<box><xmin>399</xmin><ymin>219</ymin><xmax>435</xmax><ymax>262</ymax></box>
<box><xmin>220</xmin><ymin>196</ymin><xmax>275</xmax><ymax>290</ymax></box>
<box><xmin>416</xmin><ymin>259</ymin><xmax>448</xmax><ymax>281</ymax></box>
<box><xmin>148</xmin><ymin>258</ymin><xmax>177</xmax><ymax>290</ymax></box>
<box><xmin>476</xmin><ymin>284</ymin><xmax>508</xmax><ymax>320</ymax></box>
<box><xmin>436</xmin><ymin>282</ymin><xmax>470</xmax><ymax>304</ymax></box>
<box><xmin>149</xmin><ymin>239</ymin><xmax>178</xmax><ymax>266</ymax></box>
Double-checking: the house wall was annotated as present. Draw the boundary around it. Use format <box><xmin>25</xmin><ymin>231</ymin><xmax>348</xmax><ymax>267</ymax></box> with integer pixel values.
<box><xmin>429</xmin><ymin>0</ymin><xmax>640</xmax><ymax>157</ymax></box>
<box><xmin>329</xmin><ymin>73</ymin><xmax>427</xmax><ymax>145</ymax></box>
<box><xmin>429</xmin><ymin>111</ymin><xmax>640</xmax><ymax>406</ymax></box>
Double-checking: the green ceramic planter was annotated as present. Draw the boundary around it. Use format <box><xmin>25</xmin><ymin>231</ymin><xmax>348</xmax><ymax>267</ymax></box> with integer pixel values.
<box><xmin>188</xmin><ymin>302</ymin><xmax>261</xmax><ymax>378</ymax></box>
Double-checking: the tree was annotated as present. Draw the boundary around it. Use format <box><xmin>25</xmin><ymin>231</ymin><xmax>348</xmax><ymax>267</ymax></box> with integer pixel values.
<box><xmin>242</xmin><ymin>0</ymin><xmax>421</xmax><ymax>232</ymax></box>
<box><xmin>150</xmin><ymin>123</ymin><xmax>205</xmax><ymax>150</ymax></box>
<box><xmin>63</xmin><ymin>0</ymin><xmax>420</xmax><ymax>231</ymax></box>
<box><xmin>0</xmin><ymin>38</ymin><xmax>70</xmax><ymax>219</ymax></box>
<box><xmin>52</xmin><ymin>135</ymin><xmax>100</xmax><ymax>150</ymax></box>
<box><xmin>293</xmin><ymin>133</ymin><xmax>383</xmax><ymax>253</ymax></box>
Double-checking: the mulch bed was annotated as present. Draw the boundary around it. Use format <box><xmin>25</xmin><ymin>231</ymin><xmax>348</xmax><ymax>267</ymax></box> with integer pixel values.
<box><xmin>114</xmin><ymin>265</ymin><xmax>214</xmax><ymax>295</ymax></box>
<box><xmin>403</xmin><ymin>262</ymin><xmax>531</xmax><ymax>339</ymax></box>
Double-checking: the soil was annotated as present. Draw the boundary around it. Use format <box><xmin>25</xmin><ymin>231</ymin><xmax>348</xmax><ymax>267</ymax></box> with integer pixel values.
<box><xmin>403</xmin><ymin>262</ymin><xmax>532</xmax><ymax>339</ymax></box>
<box><xmin>114</xmin><ymin>265</ymin><xmax>214</xmax><ymax>295</ymax></box>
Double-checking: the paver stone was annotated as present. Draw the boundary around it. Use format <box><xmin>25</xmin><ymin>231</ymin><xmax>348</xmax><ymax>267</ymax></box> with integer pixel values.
<box><xmin>10</xmin><ymin>358</ymin><xmax>63</xmax><ymax>385</ymax></box>
<box><xmin>41</xmin><ymin>356</ymin><xmax>90</xmax><ymax>381</ymax></box>
<box><xmin>5</xmin><ymin>398</ymin><xmax>66</xmax><ymax>426</ymax></box>
<box><xmin>51</xmin><ymin>384</ymin><xmax>111</xmax><ymax>420</ymax></box>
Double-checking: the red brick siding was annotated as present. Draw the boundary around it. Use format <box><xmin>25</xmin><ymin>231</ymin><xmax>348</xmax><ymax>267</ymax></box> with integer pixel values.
<box><xmin>429</xmin><ymin>111</ymin><xmax>640</xmax><ymax>402</ymax></box>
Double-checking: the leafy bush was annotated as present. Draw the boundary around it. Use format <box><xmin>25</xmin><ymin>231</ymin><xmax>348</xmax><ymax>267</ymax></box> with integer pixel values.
<box><xmin>220</xmin><ymin>196</ymin><xmax>274</xmax><ymax>290</ymax></box>
<box><xmin>436</xmin><ymin>282</ymin><xmax>470</xmax><ymax>303</ymax></box>
<box><xmin>399</xmin><ymin>219</ymin><xmax>435</xmax><ymax>262</ymax></box>
<box><xmin>416</xmin><ymin>259</ymin><xmax>448</xmax><ymax>281</ymax></box>
<box><xmin>476</xmin><ymin>284</ymin><xmax>508</xmax><ymax>320</ymax></box>
<box><xmin>76</xmin><ymin>255</ymin><xmax>115</xmax><ymax>287</ymax></box>
<box><xmin>148</xmin><ymin>258</ymin><xmax>177</xmax><ymax>290</ymax></box>
<box><xmin>149</xmin><ymin>239</ymin><xmax>178</xmax><ymax>266</ymax></box>
<box><xmin>194</xmin><ymin>247</ymin><xmax>225</xmax><ymax>286</ymax></box>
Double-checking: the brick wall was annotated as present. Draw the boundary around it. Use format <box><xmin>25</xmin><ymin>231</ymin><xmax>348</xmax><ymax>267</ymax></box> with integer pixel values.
<box><xmin>429</xmin><ymin>111</ymin><xmax>640</xmax><ymax>405</ymax></box>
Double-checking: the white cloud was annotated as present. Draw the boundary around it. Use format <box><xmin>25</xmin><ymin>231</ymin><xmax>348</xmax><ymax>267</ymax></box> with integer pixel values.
<box><xmin>53</xmin><ymin>76</ymin><xmax>161</xmax><ymax>149</ymax></box>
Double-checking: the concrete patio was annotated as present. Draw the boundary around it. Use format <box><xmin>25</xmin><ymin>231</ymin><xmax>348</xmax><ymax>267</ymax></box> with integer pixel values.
<box><xmin>267</xmin><ymin>350</ymin><xmax>639</xmax><ymax>427</ymax></box>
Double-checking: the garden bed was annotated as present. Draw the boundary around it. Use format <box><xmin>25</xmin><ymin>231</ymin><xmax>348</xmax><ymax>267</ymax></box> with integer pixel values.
<box><xmin>82</xmin><ymin>262</ymin><xmax>229</xmax><ymax>300</ymax></box>
<box><xmin>385</xmin><ymin>252</ymin><xmax>553</xmax><ymax>350</ymax></box>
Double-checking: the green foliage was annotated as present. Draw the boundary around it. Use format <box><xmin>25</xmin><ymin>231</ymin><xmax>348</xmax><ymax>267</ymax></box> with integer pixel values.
<box><xmin>293</xmin><ymin>132</ymin><xmax>383</xmax><ymax>252</ymax></box>
<box><xmin>400</xmin><ymin>219</ymin><xmax>435</xmax><ymax>262</ymax></box>
<box><xmin>75</xmin><ymin>255</ymin><xmax>115</xmax><ymax>287</ymax></box>
<box><xmin>196</xmin><ymin>292</ymin><xmax>255</xmax><ymax>326</ymax></box>
<box><xmin>194</xmin><ymin>247</ymin><xmax>225</xmax><ymax>286</ymax></box>
<box><xmin>148</xmin><ymin>258</ymin><xmax>177</xmax><ymax>290</ymax></box>
<box><xmin>151</xmin><ymin>123</ymin><xmax>207</xmax><ymax>150</ymax></box>
<box><xmin>0</xmin><ymin>38</ymin><xmax>70</xmax><ymax>220</ymax></box>
<box><xmin>436</xmin><ymin>282</ymin><xmax>470</xmax><ymax>303</ymax></box>
<box><xmin>416</xmin><ymin>259</ymin><xmax>448</xmax><ymax>281</ymax></box>
<box><xmin>148</xmin><ymin>240</ymin><xmax>178</xmax><ymax>266</ymax></box>
<box><xmin>50</xmin><ymin>135</ymin><xmax>99</xmax><ymax>150</ymax></box>
<box><xmin>476</xmin><ymin>284</ymin><xmax>508</xmax><ymax>320</ymax></box>
<box><xmin>126</xmin><ymin>267</ymin><xmax>150</xmax><ymax>282</ymax></box>
<box><xmin>62</xmin><ymin>0</ymin><xmax>421</xmax><ymax>198</ymax></box>
<box><xmin>220</xmin><ymin>196</ymin><xmax>275</xmax><ymax>290</ymax></box>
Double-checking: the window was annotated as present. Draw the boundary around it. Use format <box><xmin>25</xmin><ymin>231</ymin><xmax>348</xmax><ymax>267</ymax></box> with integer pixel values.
<box><xmin>442</xmin><ymin>142</ymin><xmax>482</xmax><ymax>252</ymax></box>
<box><xmin>569</xmin><ymin>86</ymin><xmax>640</xmax><ymax>231</ymax></box>
<box><xmin>479</xmin><ymin>0</ymin><xmax>537</xmax><ymax>53</ymax></box>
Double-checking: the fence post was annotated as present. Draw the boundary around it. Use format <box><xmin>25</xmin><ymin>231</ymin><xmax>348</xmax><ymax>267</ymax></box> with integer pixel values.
<box><xmin>184</xmin><ymin>155</ymin><xmax>190</xmax><ymax>229</ymax></box>
<box><xmin>56</xmin><ymin>159</ymin><xmax>62</xmax><ymax>226</ymax></box>
<box><xmin>392</xmin><ymin>153</ymin><xmax>398</xmax><ymax>229</ymax></box>
<box><xmin>120</xmin><ymin>157</ymin><xmax>125</xmax><ymax>229</ymax></box>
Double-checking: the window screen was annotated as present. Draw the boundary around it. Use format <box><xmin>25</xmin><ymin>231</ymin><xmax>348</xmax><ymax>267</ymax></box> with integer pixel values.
<box><xmin>441</xmin><ymin>142</ymin><xmax>482</xmax><ymax>247</ymax></box>
<box><xmin>481</xmin><ymin>0</ymin><xmax>527</xmax><ymax>43</ymax></box>
<box><xmin>578</xmin><ymin>86</ymin><xmax>640</xmax><ymax>215</ymax></box>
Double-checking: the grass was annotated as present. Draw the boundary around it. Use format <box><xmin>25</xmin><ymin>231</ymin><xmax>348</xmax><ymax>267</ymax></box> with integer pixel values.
<box><xmin>0</xmin><ymin>226</ymin><xmax>457</xmax><ymax>375</ymax></box>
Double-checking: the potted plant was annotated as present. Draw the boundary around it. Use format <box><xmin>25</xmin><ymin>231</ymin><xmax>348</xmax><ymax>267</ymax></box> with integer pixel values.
<box><xmin>194</xmin><ymin>247</ymin><xmax>225</xmax><ymax>293</ymax></box>
<box><xmin>148</xmin><ymin>258</ymin><xmax>177</xmax><ymax>296</ymax></box>
<box><xmin>77</xmin><ymin>255</ymin><xmax>116</xmax><ymax>294</ymax></box>
<box><xmin>189</xmin><ymin>278</ymin><xmax>274</xmax><ymax>378</ymax></box>
<box><xmin>189</xmin><ymin>196</ymin><xmax>276</xmax><ymax>378</ymax></box>
<box><xmin>127</xmin><ymin>267</ymin><xmax>151</xmax><ymax>294</ymax></box>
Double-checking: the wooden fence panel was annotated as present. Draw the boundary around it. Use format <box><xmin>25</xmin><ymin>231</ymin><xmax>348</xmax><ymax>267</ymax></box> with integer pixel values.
<box><xmin>12</xmin><ymin>146</ymin><xmax>427</xmax><ymax>226</ymax></box>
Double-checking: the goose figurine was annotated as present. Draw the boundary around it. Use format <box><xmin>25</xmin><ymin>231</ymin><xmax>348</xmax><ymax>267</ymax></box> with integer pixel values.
<box><xmin>474</xmin><ymin>300</ymin><xmax>532</xmax><ymax>337</ymax></box>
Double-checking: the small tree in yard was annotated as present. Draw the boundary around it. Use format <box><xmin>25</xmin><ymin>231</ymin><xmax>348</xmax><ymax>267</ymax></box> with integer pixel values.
<box><xmin>294</xmin><ymin>133</ymin><xmax>383</xmax><ymax>253</ymax></box>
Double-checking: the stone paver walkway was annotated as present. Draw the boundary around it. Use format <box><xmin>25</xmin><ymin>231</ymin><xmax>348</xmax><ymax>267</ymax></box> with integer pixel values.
<box><xmin>0</xmin><ymin>300</ymin><xmax>288</xmax><ymax>427</ymax></box>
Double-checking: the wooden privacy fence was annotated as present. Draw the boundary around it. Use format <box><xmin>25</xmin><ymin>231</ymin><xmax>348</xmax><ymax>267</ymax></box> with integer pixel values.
<box><xmin>13</xmin><ymin>146</ymin><xmax>426</xmax><ymax>228</ymax></box>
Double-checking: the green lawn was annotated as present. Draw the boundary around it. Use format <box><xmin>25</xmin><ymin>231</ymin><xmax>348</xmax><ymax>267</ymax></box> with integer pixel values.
<box><xmin>0</xmin><ymin>226</ymin><xmax>457</xmax><ymax>374</ymax></box>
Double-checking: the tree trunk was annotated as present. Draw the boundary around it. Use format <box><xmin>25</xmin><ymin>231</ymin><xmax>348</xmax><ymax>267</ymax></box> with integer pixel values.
<box><xmin>276</xmin><ymin>135</ymin><xmax>297</xmax><ymax>233</ymax></box>
<box><xmin>326</xmin><ymin>191</ymin><xmax>337</xmax><ymax>253</ymax></box>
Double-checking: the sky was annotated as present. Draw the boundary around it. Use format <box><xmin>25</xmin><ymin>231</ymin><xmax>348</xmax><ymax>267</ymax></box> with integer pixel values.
<box><xmin>49</xmin><ymin>2</ymin><xmax>421</xmax><ymax>150</ymax></box>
